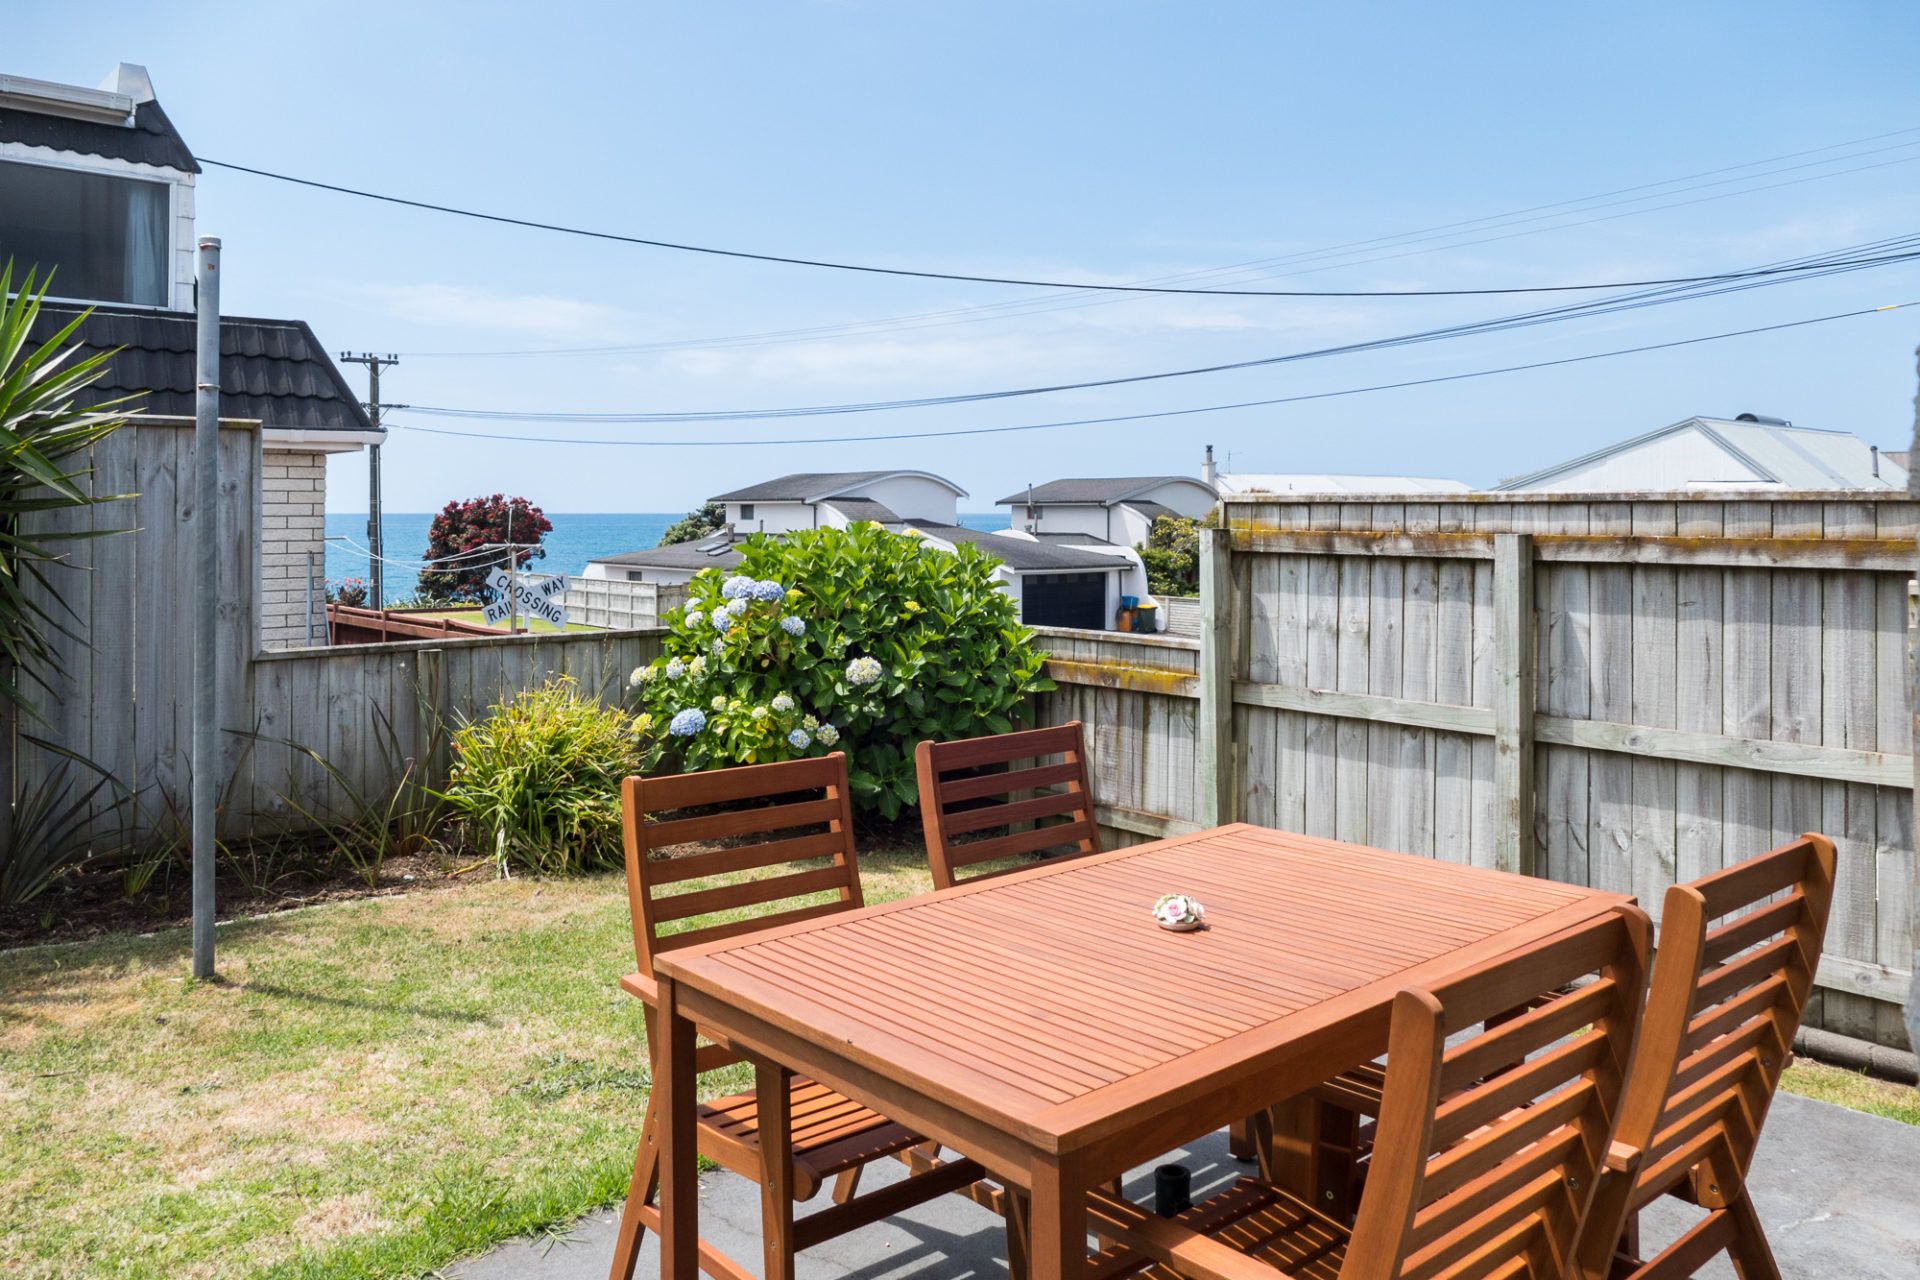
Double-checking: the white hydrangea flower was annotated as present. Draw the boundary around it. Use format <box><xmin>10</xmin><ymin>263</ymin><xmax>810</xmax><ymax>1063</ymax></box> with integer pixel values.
<box><xmin>771</xmin><ymin>693</ymin><xmax>795</xmax><ymax>713</ymax></box>
<box><xmin>665</xmin><ymin>657</ymin><xmax>686</xmax><ymax>679</ymax></box>
<box><xmin>684</xmin><ymin>609</ymin><xmax>706</xmax><ymax>629</ymax></box>
<box><xmin>710</xmin><ymin>695</ymin><xmax>727</xmax><ymax>711</ymax></box>
<box><xmin>627</xmin><ymin>665</ymin><xmax>650</xmax><ymax>688</ymax></box>
<box><xmin>688</xmin><ymin>655</ymin><xmax>707</xmax><ymax>676</ymax></box>
<box><xmin>846</xmin><ymin>656</ymin><xmax>884</xmax><ymax>687</ymax></box>
<box><xmin>817</xmin><ymin>723</ymin><xmax>840</xmax><ymax>746</ymax></box>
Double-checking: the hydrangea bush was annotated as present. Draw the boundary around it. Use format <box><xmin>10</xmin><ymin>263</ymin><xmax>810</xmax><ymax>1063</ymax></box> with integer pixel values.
<box><xmin>629</xmin><ymin>523</ymin><xmax>1053</xmax><ymax>817</ymax></box>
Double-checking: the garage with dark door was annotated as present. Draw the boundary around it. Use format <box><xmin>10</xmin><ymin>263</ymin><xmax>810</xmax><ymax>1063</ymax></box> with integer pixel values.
<box><xmin>1021</xmin><ymin>571</ymin><xmax>1109</xmax><ymax>629</ymax></box>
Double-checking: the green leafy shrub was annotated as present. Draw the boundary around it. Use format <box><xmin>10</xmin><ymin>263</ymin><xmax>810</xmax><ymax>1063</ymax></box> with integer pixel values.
<box><xmin>443</xmin><ymin>678</ymin><xmax>644</xmax><ymax>874</ymax></box>
<box><xmin>630</xmin><ymin>523</ymin><xmax>1053</xmax><ymax>818</ymax></box>
<box><xmin>1137</xmin><ymin>514</ymin><xmax>1200</xmax><ymax>596</ymax></box>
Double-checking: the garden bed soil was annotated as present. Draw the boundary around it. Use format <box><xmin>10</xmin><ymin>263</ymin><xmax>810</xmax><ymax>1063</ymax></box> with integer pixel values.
<box><xmin>0</xmin><ymin>850</ymin><xmax>492</xmax><ymax>950</ymax></box>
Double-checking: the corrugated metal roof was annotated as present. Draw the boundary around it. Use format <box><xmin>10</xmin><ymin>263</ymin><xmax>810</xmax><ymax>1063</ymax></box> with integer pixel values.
<box><xmin>710</xmin><ymin>471</ymin><xmax>966</xmax><ymax>502</ymax></box>
<box><xmin>0</xmin><ymin>91</ymin><xmax>196</xmax><ymax>172</ymax></box>
<box><xmin>589</xmin><ymin>532</ymin><xmax>746</xmax><ymax>570</ymax></box>
<box><xmin>27</xmin><ymin>303</ymin><xmax>375</xmax><ymax>432</ymax></box>
<box><xmin>1216</xmin><ymin>473</ymin><xmax>1471</xmax><ymax>495</ymax></box>
<box><xmin>995</xmin><ymin>476</ymin><xmax>1214</xmax><ymax>506</ymax></box>
<box><xmin>1495</xmin><ymin>417</ymin><xmax>1909</xmax><ymax>492</ymax></box>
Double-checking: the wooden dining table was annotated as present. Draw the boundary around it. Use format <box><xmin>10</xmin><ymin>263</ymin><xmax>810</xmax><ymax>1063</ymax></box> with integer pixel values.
<box><xmin>651</xmin><ymin>822</ymin><xmax>1631</xmax><ymax>1280</ymax></box>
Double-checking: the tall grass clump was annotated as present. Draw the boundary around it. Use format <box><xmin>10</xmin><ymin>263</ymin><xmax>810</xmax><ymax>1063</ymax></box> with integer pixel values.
<box><xmin>443</xmin><ymin>677</ymin><xmax>643</xmax><ymax>874</ymax></box>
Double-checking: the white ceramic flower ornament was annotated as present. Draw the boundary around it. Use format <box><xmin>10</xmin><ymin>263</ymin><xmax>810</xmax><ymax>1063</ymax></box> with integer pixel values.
<box><xmin>1153</xmin><ymin>893</ymin><xmax>1207</xmax><ymax>932</ymax></box>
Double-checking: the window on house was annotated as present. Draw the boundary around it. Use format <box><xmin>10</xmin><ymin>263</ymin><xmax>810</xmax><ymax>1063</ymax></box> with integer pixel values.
<box><xmin>0</xmin><ymin>160</ymin><xmax>169</xmax><ymax>305</ymax></box>
<box><xmin>738</xmin><ymin>503</ymin><xmax>755</xmax><ymax>520</ymax></box>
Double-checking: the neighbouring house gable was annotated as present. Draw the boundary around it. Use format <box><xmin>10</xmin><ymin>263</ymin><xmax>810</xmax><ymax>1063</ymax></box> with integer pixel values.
<box><xmin>0</xmin><ymin>65</ymin><xmax>199</xmax><ymax>310</ymax></box>
<box><xmin>1496</xmin><ymin>416</ymin><xmax>1909</xmax><ymax>492</ymax></box>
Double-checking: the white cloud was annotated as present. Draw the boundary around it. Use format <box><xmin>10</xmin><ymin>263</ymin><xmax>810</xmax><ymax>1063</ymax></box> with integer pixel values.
<box><xmin>358</xmin><ymin>283</ymin><xmax>638</xmax><ymax>341</ymax></box>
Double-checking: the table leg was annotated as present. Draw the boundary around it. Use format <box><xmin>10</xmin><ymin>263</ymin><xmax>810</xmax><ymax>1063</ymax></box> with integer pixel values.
<box><xmin>756</xmin><ymin>1060</ymin><xmax>796</xmax><ymax>1280</ymax></box>
<box><xmin>657</xmin><ymin>975</ymin><xmax>700</xmax><ymax>1280</ymax></box>
<box><xmin>1027</xmin><ymin>1153</ymin><xmax>1088</xmax><ymax>1280</ymax></box>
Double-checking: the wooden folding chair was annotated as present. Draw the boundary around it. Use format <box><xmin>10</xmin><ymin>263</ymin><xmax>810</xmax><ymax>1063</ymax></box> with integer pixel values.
<box><xmin>1573</xmin><ymin>834</ymin><xmax>1836</xmax><ymax>1280</ymax></box>
<box><xmin>914</xmin><ymin>721</ymin><xmax>1101</xmax><ymax>891</ymax></box>
<box><xmin>607</xmin><ymin>753</ymin><xmax>993</xmax><ymax>1280</ymax></box>
<box><xmin>1086</xmin><ymin>905</ymin><xmax>1651</xmax><ymax>1280</ymax></box>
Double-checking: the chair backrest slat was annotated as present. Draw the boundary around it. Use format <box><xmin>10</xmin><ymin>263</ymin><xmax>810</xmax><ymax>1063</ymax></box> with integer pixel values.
<box><xmin>1338</xmin><ymin>906</ymin><xmax>1650</xmax><ymax>1280</ymax></box>
<box><xmin>914</xmin><ymin>722</ymin><xmax>1101</xmax><ymax>890</ymax></box>
<box><xmin>621</xmin><ymin>753</ymin><xmax>863</xmax><ymax>978</ymax></box>
<box><xmin>1572</xmin><ymin>833</ymin><xmax>1836</xmax><ymax>1279</ymax></box>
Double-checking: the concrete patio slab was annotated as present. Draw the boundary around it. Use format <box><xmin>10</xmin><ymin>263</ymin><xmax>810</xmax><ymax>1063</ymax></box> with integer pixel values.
<box><xmin>449</xmin><ymin>1091</ymin><xmax>1920</xmax><ymax>1280</ymax></box>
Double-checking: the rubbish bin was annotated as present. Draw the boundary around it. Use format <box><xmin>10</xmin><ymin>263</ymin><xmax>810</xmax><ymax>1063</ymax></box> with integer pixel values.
<box><xmin>1133</xmin><ymin>600</ymin><xmax>1159</xmax><ymax>633</ymax></box>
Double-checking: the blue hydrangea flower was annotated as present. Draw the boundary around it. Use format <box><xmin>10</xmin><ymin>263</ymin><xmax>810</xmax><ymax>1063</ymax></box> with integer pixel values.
<box><xmin>817</xmin><ymin>723</ymin><xmax>840</xmax><ymax>746</ymax></box>
<box><xmin>787</xmin><ymin>728</ymin><xmax>812</xmax><ymax>749</ymax></box>
<box><xmin>771</xmin><ymin>693</ymin><xmax>795</xmax><ymax>713</ymax></box>
<box><xmin>720</xmin><ymin>575</ymin><xmax>754</xmax><ymax>600</ymax></box>
<box><xmin>710</xmin><ymin>638</ymin><xmax>726</xmax><ymax>656</ymax></box>
<box><xmin>751</xmin><ymin>579</ymin><xmax>786</xmax><ymax>603</ymax></box>
<box><xmin>845</xmin><ymin>656</ymin><xmax>883</xmax><ymax>687</ymax></box>
<box><xmin>665</xmin><ymin>657</ymin><xmax>686</xmax><ymax>679</ymax></box>
<box><xmin>683</xmin><ymin>609</ymin><xmax>705</xmax><ymax>629</ymax></box>
<box><xmin>669</xmin><ymin>708</ymin><xmax>706</xmax><ymax>736</ymax></box>
<box><xmin>710</xmin><ymin>609</ymin><xmax>731</xmax><ymax>629</ymax></box>
<box><xmin>779</xmin><ymin>615</ymin><xmax>806</xmax><ymax>637</ymax></box>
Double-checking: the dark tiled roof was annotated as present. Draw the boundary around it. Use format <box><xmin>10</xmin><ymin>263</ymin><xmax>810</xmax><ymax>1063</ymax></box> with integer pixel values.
<box><xmin>1030</xmin><ymin>530</ymin><xmax>1116</xmax><ymax>546</ymax></box>
<box><xmin>822</xmin><ymin>497</ymin><xmax>900</xmax><ymax>522</ymax></box>
<box><xmin>0</xmin><ymin>95</ymin><xmax>197</xmax><ymax>172</ymax></box>
<box><xmin>995</xmin><ymin>476</ymin><xmax>1212</xmax><ymax>506</ymax></box>
<box><xmin>28</xmin><ymin>303</ymin><xmax>375</xmax><ymax>432</ymax></box>
<box><xmin>900</xmin><ymin>522</ymin><xmax>1131</xmax><ymax>571</ymax></box>
<box><xmin>590</xmin><ymin>533</ymin><xmax>746</xmax><ymax>570</ymax></box>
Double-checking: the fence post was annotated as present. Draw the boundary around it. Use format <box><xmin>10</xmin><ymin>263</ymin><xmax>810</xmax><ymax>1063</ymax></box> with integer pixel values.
<box><xmin>413</xmin><ymin>648</ymin><xmax>446</xmax><ymax>794</ymax></box>
<box><xmin>1198</xmin><ymin>526</ymin><xmax>1237</xmax><ymax>828</ymax></box>
<box><xmin>1492</xmin><ymin>533</ymin><xmax>1537</xmax><ymax>877</ymax></box>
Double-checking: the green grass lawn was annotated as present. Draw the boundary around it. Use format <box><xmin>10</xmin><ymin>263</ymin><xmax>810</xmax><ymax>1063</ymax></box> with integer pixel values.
<box><xmin>0</xmin><ymin>852</ymin><xmax>931</xmax><ymax>1280</ymax></box>
<box><xmin>2</xmin><ymin>853</ymin><xmax>1913</xmax><ymax>1279</ymax></box>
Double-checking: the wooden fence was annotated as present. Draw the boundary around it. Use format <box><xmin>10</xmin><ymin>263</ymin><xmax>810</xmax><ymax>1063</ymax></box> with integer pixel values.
<box><xmin>1033</xmin><ymin>491</ymin><xmax>1917</xmax><ymax>1050</ymax></box>
<box><xmin>564</xmin><ymin>577</ymin><xmax>688</xmax><ymax>631</ymax></box>
<box><xmin>239</xmin><ymin>628</ymin><xmax>665</xmax><ymax>835</ymax></box>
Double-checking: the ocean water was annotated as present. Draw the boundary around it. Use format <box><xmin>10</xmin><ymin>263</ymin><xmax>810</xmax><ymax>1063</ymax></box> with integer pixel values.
<box><xmin>326</xmin><ymin>511</ymin><xmax>1012</xmax><ymax>606</ymax></box>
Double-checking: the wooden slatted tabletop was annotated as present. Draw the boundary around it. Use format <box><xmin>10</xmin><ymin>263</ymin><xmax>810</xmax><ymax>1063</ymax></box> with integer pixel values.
<box><xmin>652</xmin><ymin>823</ymin><xmax>1630</xmax><ymax>1280</ymax></box>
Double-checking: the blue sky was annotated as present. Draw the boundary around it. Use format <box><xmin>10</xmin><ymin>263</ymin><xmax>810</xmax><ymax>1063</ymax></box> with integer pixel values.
<box><xmin>15</xmin><ymin>2</ymin><xmax>1920</xmax><ymax>513</ymax></box>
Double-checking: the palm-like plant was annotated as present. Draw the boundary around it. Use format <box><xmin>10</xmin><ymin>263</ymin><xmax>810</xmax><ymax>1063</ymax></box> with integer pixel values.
<box><xmin>0</xmin><ymin>265</ymin><xmax>141</xmax><ymax>864</ymax></box>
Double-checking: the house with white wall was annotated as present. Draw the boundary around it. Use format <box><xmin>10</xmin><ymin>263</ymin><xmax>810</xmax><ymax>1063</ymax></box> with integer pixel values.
<box><xmin>2</xmin><ymin>64</ymin><xmax>382</xmax><ymax>648</ymax></box>
<box><xmin>998</xmin><ymin>476</ymin><xmax>1219</xmax><ymax>549</ymax></box>
<box><xmin>585</xmin><ymin>469</ymin><xmax>1151</xmax><ymax>631</ymax></box>
<box><xmin>1495</xmin><ymin>413</ymin><xmax>1909</xmax><ymax>492</ymax></box>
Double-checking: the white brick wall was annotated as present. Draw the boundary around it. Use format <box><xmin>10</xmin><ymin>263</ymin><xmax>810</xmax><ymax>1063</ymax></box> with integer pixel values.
<box><xmin>259</xmin><ymin>448</ymin><xmax>327</xmax><ymax>649</ymax></box>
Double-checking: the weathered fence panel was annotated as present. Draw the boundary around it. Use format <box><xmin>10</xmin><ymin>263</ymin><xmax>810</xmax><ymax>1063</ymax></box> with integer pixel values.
<box><xmin>238</xmin><ymin>629</ymin><xmax>666</xmax><ymax>833</ymax></box>
<box><xmin>16</xmin><ymin>422</ymin><xmax>259</xmax><ymax>844</ymax></box>
<box><xmin>1033</xmin><ymin>491</ymin><xmax>1915</xmax><ymax>1049</ymax></box>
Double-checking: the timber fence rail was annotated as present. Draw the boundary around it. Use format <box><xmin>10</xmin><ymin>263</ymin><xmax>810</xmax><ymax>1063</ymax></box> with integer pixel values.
<box><xmin>1033</xmin><ymin>490</ymin><xmax>1916</xmax><ymax>1051</ymax></box>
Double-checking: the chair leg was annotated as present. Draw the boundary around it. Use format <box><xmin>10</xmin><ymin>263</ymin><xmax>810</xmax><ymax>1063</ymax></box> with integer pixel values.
<box><xmin>757</xmin><ymin>1061</ymin><xmax>797</xmax><ymax>1280</ymax></box>
<box><xmin>1723</xmin><ymin>1191</ymin><xmax>1783</xmax><ymax>1280</ymax></box>
<box><xmin>607</xmin><ymin>1096</ymin><xmax>660</xmax><ymax>1280</ymax></box>
<box><xmin>832</xmin><ymin>1167</ymin><xmax>862</xmax><ymax>1204</ymax></box>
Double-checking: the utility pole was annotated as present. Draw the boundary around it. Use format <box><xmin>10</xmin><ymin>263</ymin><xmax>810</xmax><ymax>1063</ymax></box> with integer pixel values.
<box><xmin>192</xmin><ymin>237</ymin><xmax>221</xmax><ymax>980</ymax></box>
<box><xmin>339</xmin><ymin>353</ymin><xmax>399</xmax><ymax>607</ymax></box>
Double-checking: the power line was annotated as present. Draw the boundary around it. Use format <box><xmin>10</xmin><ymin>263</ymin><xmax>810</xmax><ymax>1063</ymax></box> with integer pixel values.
<box><xmin>200</xmin><ymin>149</ymin><xmax>1920</xmax><ymax>299</ymax></box>
<box><xmin>400</xmin><ymin>301</ymin><xmax>1917</xmax><ymax>448</ymax></box>
<box><xmin>390</xmin><ymin>235</ymin><xmax>1920</xmax><ymax>424</ymax></box>
<box><xmin>389</xmin><ymin>131</ymin><xmax>1920</xmax><ymax>358</ymax></box>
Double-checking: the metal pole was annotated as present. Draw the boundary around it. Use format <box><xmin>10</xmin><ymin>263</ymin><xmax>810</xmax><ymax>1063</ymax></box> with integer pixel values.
<box><xmin>191</xmin><ymin>237</ymin><xmax>221</xmax><ymax>980</ymax></box>
<box><xmin>305</xmin><ymin>549</ymin><xmax>317</xmax><ymax>646</ymax></box>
